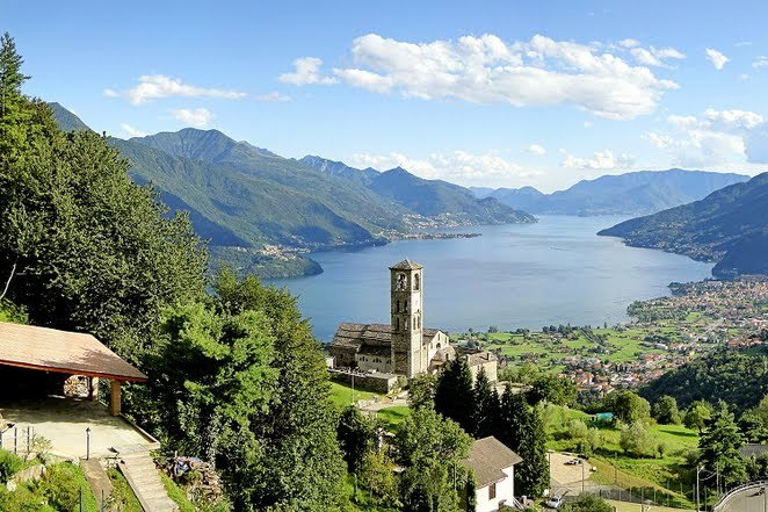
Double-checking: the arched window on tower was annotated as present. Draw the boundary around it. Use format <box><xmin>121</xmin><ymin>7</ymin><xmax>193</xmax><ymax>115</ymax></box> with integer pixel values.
<box><xmin>414</xmin><ymin>273</ymin><xmax>421</xmax><ymax>291</ymax></box>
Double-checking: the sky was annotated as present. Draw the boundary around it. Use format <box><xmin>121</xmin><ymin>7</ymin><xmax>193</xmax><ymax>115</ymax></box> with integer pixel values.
<box><xmin>4</xmin><ymin>0</ymin><xmax>768</xmax><ymax>192</ymax></box>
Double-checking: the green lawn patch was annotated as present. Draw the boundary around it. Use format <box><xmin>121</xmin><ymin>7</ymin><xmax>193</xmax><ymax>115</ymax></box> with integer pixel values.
<box><xmin>329</xmin><ymin>382</ymin><xmax>382</xmax><ymax>409</ymax></box>
<box><xmin>376</xmin><ymin>406</ymin><xmax>411</xmax><ymax>432</ymax></box>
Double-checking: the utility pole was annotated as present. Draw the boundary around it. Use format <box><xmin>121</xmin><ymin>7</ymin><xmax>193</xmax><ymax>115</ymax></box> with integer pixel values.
<box><xmin>696</xmin><ymin>465</ymin><xmax>701</xmax><ymax>512</ymax></box>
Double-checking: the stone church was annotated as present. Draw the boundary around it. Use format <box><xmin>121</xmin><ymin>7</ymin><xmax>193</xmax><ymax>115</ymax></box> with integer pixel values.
<box><xmin>330</xmin><ymin>259</ymin><xmax>497</xmax><ymax>381</ymax></box>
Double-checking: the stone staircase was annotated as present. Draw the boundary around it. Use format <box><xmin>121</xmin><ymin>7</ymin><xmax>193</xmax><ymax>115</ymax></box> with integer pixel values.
<box><xmin>117</xmin><ymin>448</ymin><xmax>177</xmax><ymax>512</ymax></box>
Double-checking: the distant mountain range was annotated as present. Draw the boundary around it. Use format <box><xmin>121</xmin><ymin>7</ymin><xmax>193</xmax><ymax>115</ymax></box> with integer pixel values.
<box><xmin>48</xmin><ymin>103</ymin><xmax>534</xmax><ymax>277</ymax></box>
<box><xmin>475</xmin><ymin>170</ymin><xmax>749</xmax><ymax>216</ymax></box>
<box><xmin>599</xmin><ymin>172</ymin><xmax>768</xmax><ymax>278</ymax></box>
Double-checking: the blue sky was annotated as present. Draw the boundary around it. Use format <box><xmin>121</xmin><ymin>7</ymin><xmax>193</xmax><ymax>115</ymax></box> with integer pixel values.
<box><xmin>4</xmin><ymin>0</ymin><xmax>768</xmax><ymax>191</ymax></box>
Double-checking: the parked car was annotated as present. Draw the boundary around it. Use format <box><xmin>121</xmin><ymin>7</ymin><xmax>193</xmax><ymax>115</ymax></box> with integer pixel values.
<box><xmin>544</xmin><ymin>495</ymin><xmax>565</xmax><ymax>509</ymax></box>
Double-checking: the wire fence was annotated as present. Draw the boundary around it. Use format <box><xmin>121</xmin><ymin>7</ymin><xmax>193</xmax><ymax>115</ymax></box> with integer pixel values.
<box><xmin>0</xmin><ymin>424</ymin><xmax>36</xmax><ymax>457</ymax></box>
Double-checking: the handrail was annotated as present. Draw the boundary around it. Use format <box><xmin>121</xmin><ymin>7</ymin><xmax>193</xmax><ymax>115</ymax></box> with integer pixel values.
<box><xmin>713</xmin><ymin>480</ymin><xmax>768</xmax><ymax>511</ymax></box>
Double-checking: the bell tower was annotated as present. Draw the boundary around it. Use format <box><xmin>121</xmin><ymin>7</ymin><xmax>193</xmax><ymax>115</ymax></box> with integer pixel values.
<box><xmin>390</xmin><ymin>259</ymin><xmax>424</xmax><ymax>378</ymax></box>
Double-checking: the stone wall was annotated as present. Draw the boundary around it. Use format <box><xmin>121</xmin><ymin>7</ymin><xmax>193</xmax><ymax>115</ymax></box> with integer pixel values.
<box><xmin>329</xmin><ymin>370</ymin><xmax>400</xmax><ymax>394</ymax></box>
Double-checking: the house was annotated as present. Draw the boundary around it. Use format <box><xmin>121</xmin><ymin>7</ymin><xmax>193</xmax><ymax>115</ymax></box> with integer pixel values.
<box><xmin>463</xmin><ymin>436</ymin><xmax>523</xmax><ymax>512</ymax></box>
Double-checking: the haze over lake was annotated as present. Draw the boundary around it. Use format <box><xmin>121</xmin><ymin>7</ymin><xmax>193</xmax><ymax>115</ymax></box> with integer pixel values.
<box><xmin>269</xmin><ymin>216</ymin><xmax>714</xmax><ymax>341</ymax></box>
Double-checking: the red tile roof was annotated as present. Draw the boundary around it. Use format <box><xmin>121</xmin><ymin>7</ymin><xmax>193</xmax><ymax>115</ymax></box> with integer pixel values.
<box><xmin>0</xmin><ymin>322</ymin><xmax>147</xmax><ymax>382</ymax></box>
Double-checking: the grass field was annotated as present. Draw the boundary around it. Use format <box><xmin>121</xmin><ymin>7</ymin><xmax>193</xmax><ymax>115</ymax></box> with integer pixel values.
<box><xmin>329</xmin><ymin>382</ymin><xmax>382</xmax><ymax>408</ymax></box>
<box><xmin>376</xmin><ymin>406</ymin><xmax>411</xmax><ymax>431</ymax></box>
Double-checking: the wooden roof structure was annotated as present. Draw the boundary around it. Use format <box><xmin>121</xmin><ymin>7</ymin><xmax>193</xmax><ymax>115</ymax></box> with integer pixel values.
<box><xmin>0</xmin><ymin>322</ymin><xmax>146</xmax><ymax>382</ymax></box>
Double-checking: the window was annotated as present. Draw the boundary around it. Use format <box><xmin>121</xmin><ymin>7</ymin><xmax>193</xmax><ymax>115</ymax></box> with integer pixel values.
<box><xmin>489</xmin><ymin>483</ymin><xmax>496</xmax><ymax>500</ymax></box>
<box><xmin>414</xmin><ymin>273</ymin><xmax>420</xmax><ymax>291</ymax></box>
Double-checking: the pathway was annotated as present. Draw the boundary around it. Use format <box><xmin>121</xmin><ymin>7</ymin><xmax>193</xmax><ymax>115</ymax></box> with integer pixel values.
<box><xmin>118</xmin><ymin>448</ymin><xmax>177</xmax><ymax>512</ymax></box>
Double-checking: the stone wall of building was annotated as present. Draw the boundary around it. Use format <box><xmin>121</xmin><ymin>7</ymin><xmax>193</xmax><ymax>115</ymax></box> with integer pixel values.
<box><xmin>329</xmin><ymin>370</ymin><xmax>400</xmax><ymax>394</ymax></box>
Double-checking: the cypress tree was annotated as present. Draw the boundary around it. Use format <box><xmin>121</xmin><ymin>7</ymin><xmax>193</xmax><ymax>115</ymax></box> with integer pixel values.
<box><xmin>434</xmin><ymin>356</ymin><xmax>475</xmax><ymax>434</ymax></box>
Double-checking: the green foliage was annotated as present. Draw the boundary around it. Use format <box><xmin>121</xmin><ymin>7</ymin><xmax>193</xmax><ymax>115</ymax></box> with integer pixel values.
<box><xmin>0</xmin><ymin>299</ymin><xmax>27</xmax><ymax>324</ymax></box>
<box><xmin>408</xmin><ymin>374</ymin><xmax>437</xmax><ymax>411</ymax></box>
<box><xmin>684</xmin><ymin>400</ymin><xmax>713</xmax><ymax>433</ymax></box>
<box><xmin>619</xmin><ymin>422</ymin><xmax>660</xmax><ymax>458</ymax></box>
<box><xmin>434</xmin><ymin>357</ymin><xmax>475</xmax><ymax>435</ymax></box>
<box><xmin>472</xmin><ymin>368</ymin><xmax>498</xmax><ymax>438</ymax></box>
<box><xmin>395</xmin><ymin>408</ymin><xmax>472</xmax><ymax>512</ymax></box>
<box><xmin>337</xmin><ymin>406</ymin><xmax>377</xmax><ymax>474</ymax></box>
<box><xmin>528</xmin><ymin>374</ymin><xmax>578</xmax><ymax>406</ymax></box>
<box><xmin>605</xmin><ymin>391</ymin><xmax>651</xmax><ymax>424</ymax></box>
<box><xmin>698</xmin><ymin>402</ymin><xmax>747</xmax><ymax>488</ymax></box>
<box><xmin>567</xmin><ymin>419</ymin><xmax>602</xmax><ymax>456</ymax></box>
<box><xmin>562</xmin><ymin>493</ymin><xmax>613</xmax><ymax>512</ymax></box>
<box><xmin>641</xmin><ymin>347</ymin><xmax>768</xmax><ymax>415</ymax></box>
<box><xmin>0</xmin><ymin>449</ymin><xmax>23</xmax><ymax>482</ymax></box>
<box><xmin>653</xmin><ymin>396</ymin><xmax>682</xmax><ymax>425</ymax></box>
<box><xmin>107</xmin><ymin>468</ymin><xmax>144</xmax><ymax>512</ymax></box>
<box><xmin>358</xmin><ymin>450</ymin><xmax>399</xmax><ymax>509</ymax></box>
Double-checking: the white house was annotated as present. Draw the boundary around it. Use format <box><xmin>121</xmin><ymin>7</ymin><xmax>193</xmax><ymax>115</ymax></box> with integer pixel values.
<box><xmin>463</xmin><ymin>436</ymin><xmax>523</xmax><ymax>512</ymax></box>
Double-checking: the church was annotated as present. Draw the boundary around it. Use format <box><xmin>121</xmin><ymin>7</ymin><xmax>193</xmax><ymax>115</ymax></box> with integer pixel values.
<box><xmin>330</xmin><ymin>259</ymin><xmax>497</xmax><ymax>381</ymax></box>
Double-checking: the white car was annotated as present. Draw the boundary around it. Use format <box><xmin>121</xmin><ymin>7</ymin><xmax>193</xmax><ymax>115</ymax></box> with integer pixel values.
<box><xmin>544</xmin><ymin>495</ymin><xmax>565</xmax><ymax>509</ymax></box>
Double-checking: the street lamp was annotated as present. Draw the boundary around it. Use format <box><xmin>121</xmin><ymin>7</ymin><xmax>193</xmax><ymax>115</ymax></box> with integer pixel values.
<box><xmin>85</xmin><ymin>427</ymin><xmax>91</xmax><ymax>461</ymax></box>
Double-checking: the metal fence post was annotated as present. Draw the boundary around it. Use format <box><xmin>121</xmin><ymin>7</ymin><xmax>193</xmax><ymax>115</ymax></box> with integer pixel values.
<box><xmin>13</xmin><ymin>426</ymin><xmax>17</xmax><ymax>454</ymax></box>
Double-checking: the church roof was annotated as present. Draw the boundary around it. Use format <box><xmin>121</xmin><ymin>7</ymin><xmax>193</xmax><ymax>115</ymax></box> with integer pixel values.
<box><xmin>389</xmin><ymin>259</ymin><xmax>423</xmax><ymax>270</ymax></box>
<box><xmin>464</xmin><ymin>436</ymin><xmax>522</xmax><ymax>488</ymax></box>
<box><xmin>465</xmin><ymin>351</ymin><xmax>498</xmax><ymax>367</ymax></box>
<box><xmin>331</xmin><ymin>323</ymin><xmax>445</xmax><ymax>351</ymax></box>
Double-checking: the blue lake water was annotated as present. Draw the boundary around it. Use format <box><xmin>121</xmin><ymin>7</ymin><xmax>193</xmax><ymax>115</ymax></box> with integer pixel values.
<box><xmin>268</xmin><ymin>216</ymin><xmax>714</xmax><ymax>341</ymax></box>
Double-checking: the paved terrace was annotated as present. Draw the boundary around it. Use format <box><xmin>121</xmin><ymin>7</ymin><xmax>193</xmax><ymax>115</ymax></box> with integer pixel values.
<box><xmin>0</xmin><ymin>397</ymin><xmax>157</xmax><ymax>459</ymax></box>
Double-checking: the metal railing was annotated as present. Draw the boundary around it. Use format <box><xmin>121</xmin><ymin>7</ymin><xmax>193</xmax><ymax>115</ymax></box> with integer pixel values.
<box><xmin>0</xmin><ymin>424</ymin><xmax>36</xmax><ymax>456</ymax></box>
<box><xmin>713</xmin><ymin>480</ymin><xmax>768</xmax><ymax>511</ymax></box>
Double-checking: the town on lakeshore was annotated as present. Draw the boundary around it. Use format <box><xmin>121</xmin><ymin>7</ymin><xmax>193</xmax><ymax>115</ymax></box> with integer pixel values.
<box><xmin>4</xmin><ymin>2</ymin><xmax>768</xmax><ymax>511</ymax></box>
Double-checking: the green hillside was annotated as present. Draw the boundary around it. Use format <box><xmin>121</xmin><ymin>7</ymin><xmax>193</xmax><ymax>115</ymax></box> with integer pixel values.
<box><xmin>599</xmin><ymin>172</ymin><xmax>768</xmax><ymax>278</ymax></box>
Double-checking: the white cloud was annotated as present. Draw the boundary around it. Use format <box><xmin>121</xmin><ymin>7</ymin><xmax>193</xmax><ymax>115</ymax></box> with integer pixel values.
<box><xmin>288</xmin><ymin>33</ymin><xmax>680</xmax><ymax>120</ymax></box>
<box><xmin>526</xmin><ymin>144</ymin><xmax>546</xmax><ymax>155</ymax></box>
<box><xmin>171</xmin><ymin>108</ymin><xmax>213</xmax><ymax>127</ymax></box>
<box><xmin>348</xmin><ymin>150</ymin><xmax>529</xmax><ymax>183</ymax></box>
<box><xmin>741</xmin><ymin>74</ymin><xmax>751</xmax><ymax>81</ymax></box>
<box><xmin>253</xmin><ymin>91</ymin><xmax>291</xmax><ymax>103</ymax></box>
<box><xmin>753</xmin><ymin>56</ymin><xmax>768</xmax><ymax>69</ymax></box>
<box><xmin>618</xmin><ymin>39</ymin><xmax>641</xmax><ymax>49</ymax></box>
<box><xmin>705</xmin><ymin>48</ymin><xmax>729</xmax><ymax>70</ymax></box>
<box><xmin>105</xmin><ymin>75</ymin><xmax>246</xmax><ymax>105</ymax></box>
<box><xmin>646</xmin><ymin>108</ymin><xmax>765</xmax><ymax>166</ymax></box>
<box><xmin>630</xmin><ymin>46</ymin><xmax>686</xmax><ymax>67</ymax></box>
<box><xmin>120</xmin><ymin>123</ymin><xmax>147</xmax><ymax>138</ymax></box>
<box><xmin>561</xmin><ymin>150</ymin><xmax>635</xmax><ymax>170</ymax></box>
<box><xmin>280</xmin><ymin>57</ymin><xmax>337</xmax><ymax>85</ymax></box>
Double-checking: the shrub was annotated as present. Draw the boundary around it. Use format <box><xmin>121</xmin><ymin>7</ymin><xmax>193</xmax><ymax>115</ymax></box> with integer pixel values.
<box><xmin>564</xmin><ymin>493</ymin><xmax>612</xmax><ymax>512</ymax></box>
<box><xmin>0</xmin><ymin>449</ymin><xmax>24</xmax><ymax>482</ymax></box>
<box><xmin>619</xmin><ymin>422</ymin><xmax>659</xmax><ymax>458</ymax></box>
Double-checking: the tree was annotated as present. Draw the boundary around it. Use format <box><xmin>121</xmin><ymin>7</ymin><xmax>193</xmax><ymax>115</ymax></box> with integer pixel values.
<box><xmin>495</xmin><ymin>388</ymin><xmax>549</xmax><ymax>498</ymax></box>
<box><xmin>698</xmin><ymin>402</ymin><xmax>747</xmax><ymax>488</ymax></box>
<box><xmin>528</xmin><ymin>375</ymin><xmax>578</xmax><ymax>406</ymax></box>
<box><xmin>619</xmin><ymin>421</ymin><xmax>660</xmax><ymax>458</ymax></box>
<box><xmin>358</xmin><ymin>450</ymin><xmax>399</xmax><ymax>509</ymax></box>
<box><xmin>563</xmin><ymin>494</ymin><xmax>612</xmax><ymax>512</ymax></box>
<box><xmin>434</xmin><ymin>357</ymin><xmax>475</xmax><ymax>435</ymax></box>
<box><xmin>395</xmin><ymin>408</ymin><xmax>472</xmax><ymax>512</ymax></box>
<box><xmin>408</xmin><ymin>374</ymin><xmax>437</xmax><ymax>411</ymax></box>
<box><xmin>568</xmin><ymin>419</ymin><xmax>602</xmax><ymax>456</ymax></box>
<box><xmin>472</xmin><ymin>368</ymin><xmax>498</xmax><ymax>438</ymax></box>
<box><xmin>337</xmin><ymin>406</ymin><xmax>376</xmax><ymax>474</ymax></box>
<box><xmin>605</xmin><ymin>391</ymin><xmax>651</xmax><ymax>424</ymax></box>
<box><xmin>684</xmin><ymin>400</ymin><xmax>713</xmax><ymax>433</ymax></box>
<box><xmin>653</xmin><ymin>396</ymin><xmax>682</xmax><ymax>425</ymax></box>
<box><xmin>212</xmin><ymin>268</ymin><xmax>347</xmax><ymax>510</ymax></box>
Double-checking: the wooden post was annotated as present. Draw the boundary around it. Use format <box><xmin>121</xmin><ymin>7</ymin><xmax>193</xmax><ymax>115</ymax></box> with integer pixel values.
<box><xmin>89</xmin><ymin>377</ymin><xmax>100</xmax><ymax>401</ymax></box>
<box><xmin>109</xmin><ymin>381</ymin><xmax>121</xmax><ymax>416</ymax></box>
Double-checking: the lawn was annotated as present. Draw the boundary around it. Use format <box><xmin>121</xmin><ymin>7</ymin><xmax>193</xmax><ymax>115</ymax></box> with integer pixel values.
<box><xmin>376</xmin><ymin>406</ymin><xmax>411</xmax><ymax>431</ymax></box>
<box><xmin>329</xmin><ymin>382</ymin><xmax>382</xmax><ymax>408</ymax></box>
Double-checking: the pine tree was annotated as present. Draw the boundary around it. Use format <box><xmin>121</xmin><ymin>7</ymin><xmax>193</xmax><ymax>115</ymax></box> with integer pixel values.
<box><xmin>472</xmin><ymin>367</ymin><xmax>497</xmax><ymax>438</ymax></box>
<box><xmin>434</xmin><ymin>357</ymin><xmax>475</xmax><ymax>434</ymax></box>
<box><xmin>699</xmin><ymin>401</ymin><xmax>747</xmax><ymax>489</ymax></box>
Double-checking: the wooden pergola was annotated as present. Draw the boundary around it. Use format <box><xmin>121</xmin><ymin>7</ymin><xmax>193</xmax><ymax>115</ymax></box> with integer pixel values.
<box><xmin>0</xmin><ymin>322</ymin><xmax>147</xmax><ymax>416</ymax></box>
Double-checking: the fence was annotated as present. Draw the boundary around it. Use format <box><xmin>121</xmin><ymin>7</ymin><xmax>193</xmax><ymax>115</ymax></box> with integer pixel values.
<box><xmin>0</xmin><ymin>424</ymin><xmax>36</xmax><ymax>457</ymax></box>
<box><xmin>557</xmin><ymin>481</ymin><xmax>694</xmax><ymax>510</ymax></box>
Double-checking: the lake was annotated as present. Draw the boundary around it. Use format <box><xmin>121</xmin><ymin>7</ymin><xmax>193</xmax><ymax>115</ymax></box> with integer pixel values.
<box><xmin>268</xmin><ymin>216</ymin><xmax>714</xmax><ymax>341</ymax></box>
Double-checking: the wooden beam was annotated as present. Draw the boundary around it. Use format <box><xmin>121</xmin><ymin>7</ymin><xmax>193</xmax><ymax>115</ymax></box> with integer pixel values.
<box><xmin>109</xmin><ymin>380</ymin><xmax>121</xmax><ymax>416</ymax></box>
<box><xmin>0</xmin><ymin>360</ymin><xmax>147</xmax><ymax>382</ymax></box>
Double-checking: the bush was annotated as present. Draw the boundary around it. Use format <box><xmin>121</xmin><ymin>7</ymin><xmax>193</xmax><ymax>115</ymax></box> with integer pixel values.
<box><xmin>0</xmin><ymin>449</ymin><xmax>24</xmax><ymax>482</ymax></box>
<box><xmin>564</xmin><ymin>493</ymin><xmax>612</xmax><ymax>512</ymax></box>
<box><xmin>619</xmin><ymin>422</ymin><xmax>660</xmax><ymax>458</ymax></box>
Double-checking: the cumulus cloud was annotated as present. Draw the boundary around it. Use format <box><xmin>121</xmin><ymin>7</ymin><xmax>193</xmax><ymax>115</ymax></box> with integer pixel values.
<box><xmin>280</xmin><ymin>57</ymin><xmax>337</xmax><ymax>85</ymax></box>
<box><xmin>646</xmin><ymin>108</ymin><xmax>765</xmax><ymax>166</ymax></box>
<box><xmin>120</xmin><ymin>123</ymin><xmax>147</xmax><ymax>138</ymax></box>
<box><xmin>561</xmin><ymin>150</ymin><xmax>635</xmax><ymax>170</ymax></box>
<box><xmin>171</xmin><ymin>108</ymin><xmax>213</xmax><ymax>127</ymax></box>
<box><xmin>526</xmin><ymin>144</ymin><xmax>546</xmax><ymax>155</ymax></box>
<box><xmin>287</xmin><ymin>33</ymin><xmax>680</xmax><ymax>120</ymax></box>
<box><xmin>753</xmin><ymin>56</ymin><xmax>768</xmax><ymax>69</ymax></box>
<box><xmin>105</xmin><ymin>75</ymin><xmax>246</xmax><ymax>105</ymax></box>
<box><xmin>253</xmin><ymin>91</ymin><xmax>292</xmax><ymax>103</ymax></box>
<box><xmin>705</xmin><ymin>48</ymin><xmax>729</xmax><ymax>70</ymax></box>
<box><xmin>630</xmin><ymin>46</ymin><xmax>685</xmax><ymax>67</ymax></box>
<box><xmin>618</xmin><ymin>39</ymin><xmax>641</xmax><ymax>49</ymax></box>
<box><xmin>348</xmin><ymin>150</ymin><xmax>530</xmax><ymax>183</ymax></box>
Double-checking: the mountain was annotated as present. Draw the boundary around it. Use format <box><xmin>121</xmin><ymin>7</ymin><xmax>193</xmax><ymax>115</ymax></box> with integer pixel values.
<box><xmin>599</xmin><ymin>172</ymin><xmax>768</xmax><ymax>278</ymax></box>
<box><xmin>486</xmin><ymin>169</ymin><xmax>749</xmax><ymax>216</ymax></box>
<box><xmin>301</xmin><ymin>157</ymin><xmax>535</xmax><ymax>225</ymax></box>
<box><xmin>469</xmin><ymin>186</ymin><xmax>495</xmax><ymax>198</ymax></box>
<box><xmin>48</xmin><ymin>102</ymin><xmax>91</xmax><ymax>132</ymax></box>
